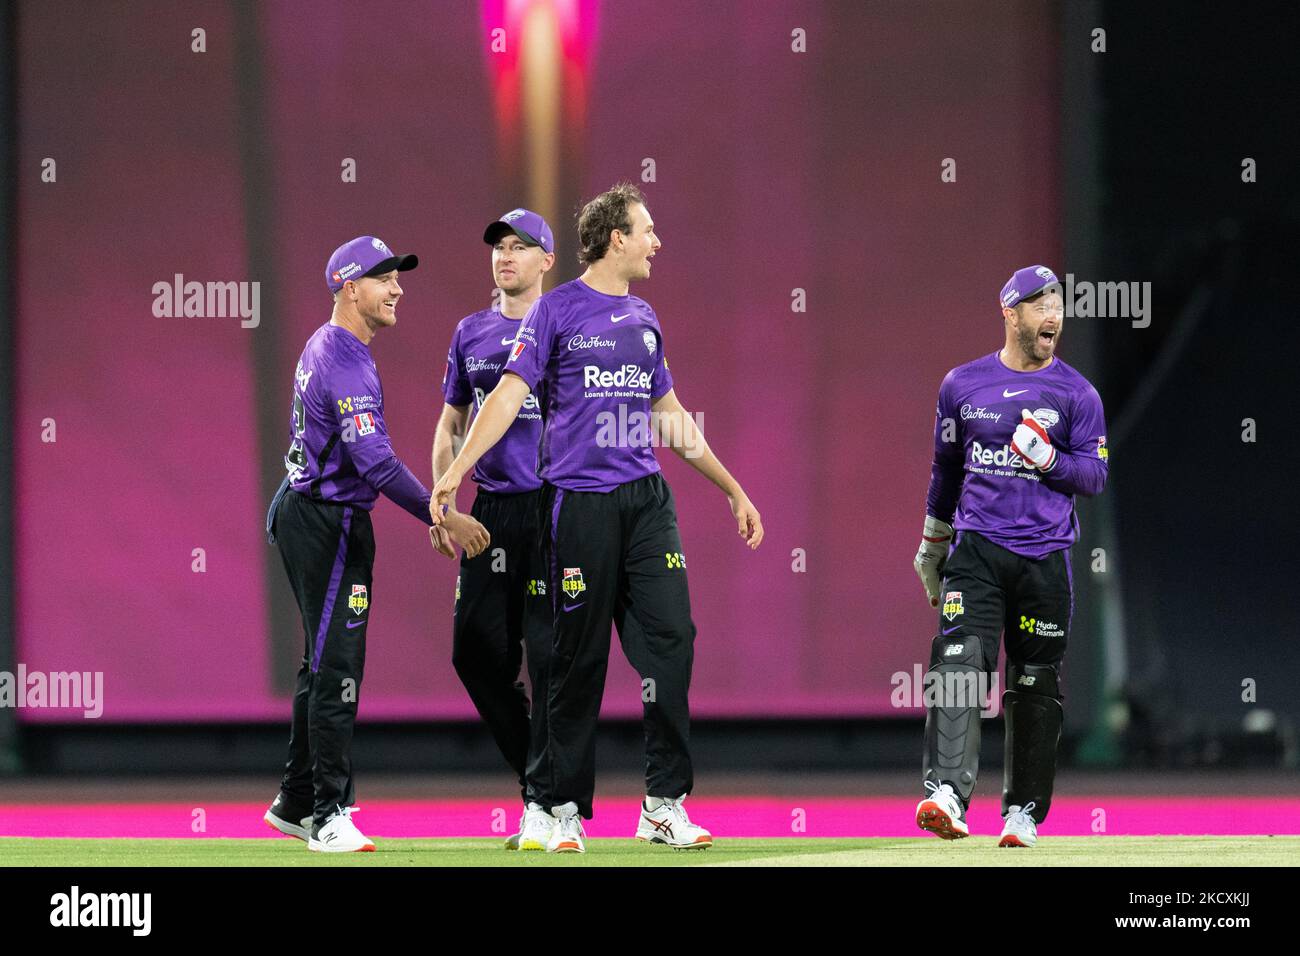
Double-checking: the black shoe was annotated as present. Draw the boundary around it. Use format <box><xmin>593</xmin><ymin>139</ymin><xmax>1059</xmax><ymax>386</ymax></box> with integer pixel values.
<box><xmin>263</xmin><ymin>792</ymin><xmax>313</xmax><ymax>841</ymax></box>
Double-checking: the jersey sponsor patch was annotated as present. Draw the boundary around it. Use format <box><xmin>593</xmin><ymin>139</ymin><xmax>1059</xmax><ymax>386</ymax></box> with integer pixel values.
<box><xmin>1031</xmin><ymin>407</ymin><xmax>1060</xmax><ymax>429</ymax></box>
<box><xmin>1018</xmin><ymin>615</ymin><xmax>1064</xmax><ymax>638</ymax></box>
<box><xmin>508</xmin><ymin>340</ymin><xmax>526</xmax><ymax>362</ymax></box>
<box><xmin>353</xmin><ymin>412</ymin><xmax>376</xmax><ymax>436</ymax></box>
<box><xmin>642</xmin><ymin>329</ymin><xmax>656</xmax><ymax>355</ymax></box>
<box><xmin>561</xmin><ymin>567</ymin><xmax>586</xmax><ymax>598</ymax></box>
<box><xmin>348</xmin><ymin>584</ymin><xmax>369</xmax><ymax>616</ymax></box>
<box><xmin>942</xmin><ymin>591</ymin><xmax>964</xmax><ymax>621</ymax></box>
<box><xmin>1097</xmin><ymin>435</ymin><xmax>1109</xmax><ymax>461</ymax></box>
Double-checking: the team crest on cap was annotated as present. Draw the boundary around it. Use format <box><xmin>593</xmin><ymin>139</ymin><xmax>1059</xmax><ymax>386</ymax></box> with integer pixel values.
<box><xmin>1035</xmin><ymin>266</ymin><xmax>1056</xmax><ymax>281</ymax></box>
<box><xmin>501</xmin><ymin>209</ymin><xmax>526</xmax><ymax>222</ymax></box>
<box><xmin>371</xmin><ymin>238</ymin><xmax>391</xmax><ymax>254</ymax></box>
<box><xmin>642</xmin><ymin>330</ymin><xmax>656</xmax><ymax>355</ymax></box>
<box><xmin>562</xmin><ymin>567</ymin><xmax>586</xmax><ymax>598</ymax></box>
<box><xmin>348</xmin><ymin>585</ymin><xmax>369</xmax><ymax>616</ymax></box>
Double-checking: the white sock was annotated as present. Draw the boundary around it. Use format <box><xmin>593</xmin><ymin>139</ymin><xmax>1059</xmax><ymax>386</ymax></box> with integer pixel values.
<box><xmin>645</xmin><ymin>795</ymin><xmax>667</xmax><ymax>811</ymax></box>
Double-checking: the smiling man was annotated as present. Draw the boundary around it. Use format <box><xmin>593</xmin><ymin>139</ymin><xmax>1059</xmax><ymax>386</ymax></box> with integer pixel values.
<box><xmin>430</xmin><ymin>184</ymin><xmax>763</xmax><ymax>854</ymax></box>
<box><xmin>431</xmin><ymin>209</ymin><xmax>553</xmax><ymax>849</ymax></box>
<box><xmin>263</xmin><ymin>236</ymin><xmax>434</xmax><ymax>853</ymax></box>
<box><xmin>912</xmin><ymin>265</ymin><xmax>1108</xmax><ymax>848</ymax></box>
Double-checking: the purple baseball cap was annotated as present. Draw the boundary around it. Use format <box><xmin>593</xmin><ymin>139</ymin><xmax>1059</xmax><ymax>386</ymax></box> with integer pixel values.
<box><xmin>326</xmin><ymin>236</ymin><xmax>418</xmax><ymax>294</ymax></box>
<box><xmin>1000</xmin><ymin>265</ymin><xmax>1060</xmax><ymax>309</ymax></box>
<box><xmin>483</xmin><ymin>208</ymin><xmax>554</xmax><ymax>254</ymax></box>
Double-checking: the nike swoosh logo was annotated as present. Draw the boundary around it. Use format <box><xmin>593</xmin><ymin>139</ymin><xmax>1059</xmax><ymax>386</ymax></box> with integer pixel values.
<box><xmin>563</xmin><ymin>603</ymin><xmax>585</xmax><ymax>613</ymax></box>
<box><xmin>942</xmin><ymin>626</ymin><xmax>961</xmax><ymax>635</ymax></box>
<box><xmin>346</xmin><ymin>619</ymin><xmax>366</xmax><ymax>629</ymax></box>
<box><xmin>610</xmin><ymin>313</ymin><xmax>630</xmax><ymax>322</ymax></box>
<box><xmin>1003</xmin><ymin>388</ymin><xmax>1028</xmax><ymax>398</ymax></box>
<box><xmin>501</xmin><ymin>337</ymin><xmax>517</xmax><ymax>346</ymax></box>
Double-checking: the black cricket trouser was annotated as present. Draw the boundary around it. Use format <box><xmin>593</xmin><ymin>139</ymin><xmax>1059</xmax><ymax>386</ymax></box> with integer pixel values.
<box><xmin>273</xmin><ymin>491</ymin><xmax>375</xmax><ymax>827</ymax></box>
<box><xmin>451</xmin><ymin>487</ymin><xmax>542</xmax><ymax>803</ymax></box>
<box><xmin>526</xmin><ymin>471</ymin><xmax>697</xmax><ymax>820</ymax></box>
<box><xmin>936</xmin><ymin>530</ymin><xmax>1073</xmax><ymax>675</ymax></box>
<box><xmin>925</xmin><ymin>530</ymin><xmax>1072</xmax><ymax>819</ymax></box>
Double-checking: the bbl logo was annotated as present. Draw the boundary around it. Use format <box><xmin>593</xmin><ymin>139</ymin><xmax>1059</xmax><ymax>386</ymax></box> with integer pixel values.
<box><xmin>562</xmin><ymin>567</ymin><xmax>586</xmax><ymax>598</ymax></box>
<box><xmin>942</xmin><ymin>591</ymin><xmax>963</xmax><ymax>621</ymax></box>
<box><xmin>348</xmin><ymin>584</ymin><xmax>368</xmax><ymax>616</ymax></box>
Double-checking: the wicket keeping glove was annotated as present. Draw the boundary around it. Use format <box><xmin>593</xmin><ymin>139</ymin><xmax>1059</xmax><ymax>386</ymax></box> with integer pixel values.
<box><xmin>913</xmin><ymin>515</ymin><xmax>954</xmax><ymax>608</ymax></box>
<box><xmin>1011</xmin><ymin>408</ymin><xmax>1056</xmax><ymax>471</ymax></box>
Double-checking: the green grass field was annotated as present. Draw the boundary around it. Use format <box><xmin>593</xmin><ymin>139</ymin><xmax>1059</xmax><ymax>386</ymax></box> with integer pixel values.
<box><xmin>3</xmin><ymin>836</ymin><xmax>1297</xmax><ymax>866</ymax></box>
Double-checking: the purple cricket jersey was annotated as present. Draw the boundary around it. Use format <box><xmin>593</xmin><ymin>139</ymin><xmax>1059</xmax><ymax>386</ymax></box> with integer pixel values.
<box><xmin>504</xmin><ymin>278</ymin><xmax>674</xmax><ymax>493</ymax></box>
<box><xmin>926</xmin><ymin>351</ymin><xmax>1108</xmax><ymax>559</ymax></box>
<box><xmin>284</xmin><ymin>323</ymin><xmax>433</xmax><ymax>523</ymax></box>
<box><xmin>441</xmin><ymin>305</ymin><xmax>544</xmax><ymax>494</ymax></box>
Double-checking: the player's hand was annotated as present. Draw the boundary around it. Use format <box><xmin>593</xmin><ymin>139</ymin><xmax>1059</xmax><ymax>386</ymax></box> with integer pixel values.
<box><xmin>729</xmin><ymin>492</ymin><xmax>764</xmax><ymax>549</ymax></box>
<box><xmin>913</xmin><ymin>515</ymin><xmax>954</xmax><ymax>607</ymax></box>
<box><xmin>1010</xmin><ymin>408</ymin><xmax>1056</xmax><ymax>471</ymax></box>
<box><xmin>443</xmin><ymin>510</ymin><xmax>491</xmax><ymax>559</ymax></box>
<box><xmin>430</xmin><ymin>468</ymin><xmax>464</xmax><ymax>524</ymax></box>
<box><xmin>428</xmin><ymin>525</ymin><xmax>456</xmax><ymax>559</ymax></box>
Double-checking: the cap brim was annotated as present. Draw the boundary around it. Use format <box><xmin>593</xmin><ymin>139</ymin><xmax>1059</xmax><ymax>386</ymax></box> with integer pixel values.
<box><xmin>363</xmin><ymin>253</ymin><xmax>418</xmax><ymax>277</ymax></box>
<box><xmin>483</xmin><ymin>222</ymin><xmax>542</xmax><ymax>248</ymax></box>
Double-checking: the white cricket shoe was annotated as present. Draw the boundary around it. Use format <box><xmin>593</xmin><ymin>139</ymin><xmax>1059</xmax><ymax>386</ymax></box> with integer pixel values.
<box><xmin>308</xmin><ymin>805</ymin><xmax>376</xmax><ymax>853</ymax></box>
<box><xmin>263</xmin><ymin>793</ymin><xmax>313</xmax><ymax>842</ymax></box>
<box><xmin>546</xmin><ymin>802</ymin><xmax>586</xmax><ymax>854</ymax></box>
<box><xmin>915</xmin><ymin>780</ymin><xmax>969</xmax><ymax>839</ymax></box>
<box><xmin>999</xmin><ymin>802</ymin><xmax>1038</xmax><ymax>847</ymax></box>
<box><xmin>514</xmin><ymin>803</ymin><xmax>556</xmax><ymax>851</ymax></box>
<box><xmin>635</xmin><ymin>795</ymin><xmax>713</xmax><ymax>849</ymax></box>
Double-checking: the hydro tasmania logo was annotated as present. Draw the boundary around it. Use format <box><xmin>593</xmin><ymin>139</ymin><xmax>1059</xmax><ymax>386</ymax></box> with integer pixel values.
<box><xmin>1018</xmin><ymin>615</ymin><xmax>1064</xmax><ymax>638</ymax></box>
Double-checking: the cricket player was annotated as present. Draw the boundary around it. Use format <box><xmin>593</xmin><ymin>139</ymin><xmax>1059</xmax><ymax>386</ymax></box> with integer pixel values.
<box><xmin>431</xmin><ymin>209</ymin><xmax>554</xmax><ymax>850</ymax></box>
<box><xmin>912</xmin><ymin>265</ymin><xmax>1108</xmax><ymax>847</ymax></box>
<box><xmin>263</xmin><ymin>236</ymin><xmax>435</xmax><ymax>853</ymax></box>
<box><xmin>431</xmin><ymin>184</ymin><xmax>764</xmax><ymax>853</ymax></box>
